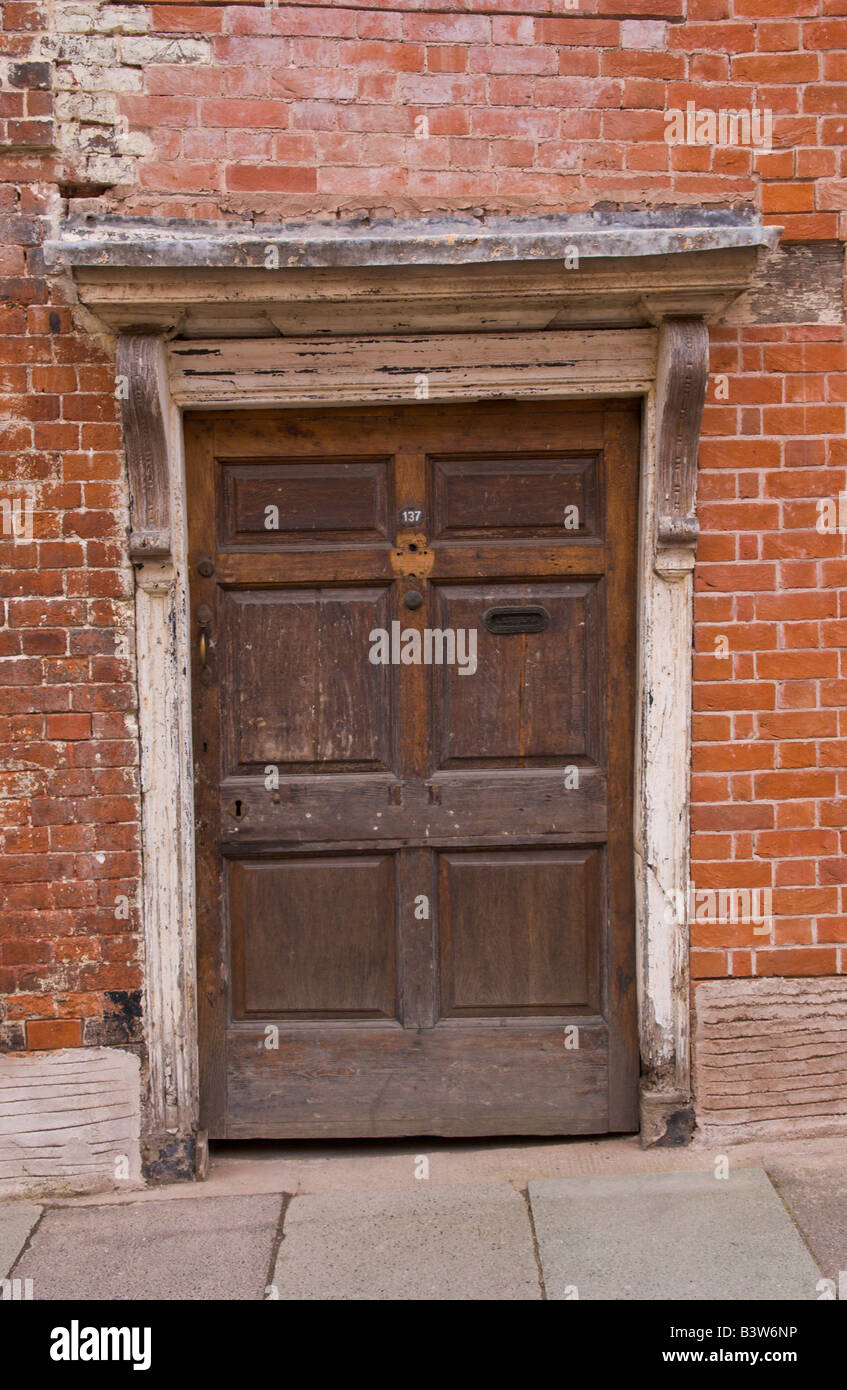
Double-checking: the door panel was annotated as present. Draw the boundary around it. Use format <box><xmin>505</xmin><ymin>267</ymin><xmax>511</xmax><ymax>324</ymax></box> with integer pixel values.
<box><xmin>219</xmin><ymin>458</ymin><xmax>392</xmax><ymax>547</ymax></box>
<box><xmin>229</xmin><ymin>854</ymin><xmax>396</xmax><ymax>1020</ymax></box>
<box><xmin>434</xmin><ymin>582</ymin><xmax>594</xmax><ymax>765</ymax></box>
<box><xmin>222</xmin><ymin>587</ymin><xmax>393</xmax><ymax>771</ymax></box>
<box><xmin>431</xmin><ymin>454</ymin><xmax>602</xmax><ymax>538</ymax></box>
<box><xmin>437</xmin><ymin>848</ymin><xmax>602</xmax><ymax>1017</ymax></box>
<box><xmin>187</xmin><ymin>399</ymin><xmax>640</xmax><ymax>1139</ymax></box>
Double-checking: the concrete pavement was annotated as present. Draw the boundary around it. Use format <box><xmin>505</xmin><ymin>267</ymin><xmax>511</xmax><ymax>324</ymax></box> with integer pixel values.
<box><xmin>1</xmin><ymin>1137</ymin><xmax>843</xmax><ymax>1300</ymax></box>
<box><xmin>530</xmin><ymin>1169</ymin><xmax>822</xmax><ymax>1301</ymax></box>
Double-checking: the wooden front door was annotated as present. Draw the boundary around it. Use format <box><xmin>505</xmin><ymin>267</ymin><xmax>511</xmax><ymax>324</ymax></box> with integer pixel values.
<box><xmin>186</xmin><ymin>399</ymin><xmax>640</xmax><ymax>1139</ymax></box>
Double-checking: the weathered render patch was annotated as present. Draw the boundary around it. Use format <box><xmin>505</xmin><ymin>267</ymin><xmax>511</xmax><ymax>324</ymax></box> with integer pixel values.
<box><xmin>0</xmin><ymin>1047</ymin><xmax>142</xmax><ymax>1197</ymax></box>
<box><xmin>48</xmin><ymin>3</ymin><xmax>211</xmax><ymax>187</ymax></box>
<box><xmin>693</xmin><ymin>977</ymin><xmax>847</xmax><ymax>1146</ymax></box>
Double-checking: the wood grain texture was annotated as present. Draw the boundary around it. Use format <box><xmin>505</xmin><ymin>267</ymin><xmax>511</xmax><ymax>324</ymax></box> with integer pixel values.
<box><xmin>72</xmin><ymin>246</ymin><xmax>765</xmax><ymax>338</ymax></box>
<box><xmin>654</xmin><ymin>317</ymin><xmax>709</xmax><ymax>563</ymax></box>
<box><xmin>229</xmin><ymin>855</ymin><xmax>396</xmax><ymax>1019</ymax></box>
<box><xmin>432</xmin><ymin>454</ymin><xmax>601</xmax><ymax>539</ymax></box>
<box><xmin>226</xmin><ymin>1023</ymin><xmax>609</xmax><ymax>1138</ymax></box>
<box><xmin>185</xmin><ymin>418</ymin><xmax>227</xmax><ymax>1135</ymax></box>
<box><xmin>116</xmin><ymin>333</ymin><xmax>172</xmax><ymax>561</ymax></box>
<box><xmin>438</xmin><ymin>848</ymin><xmax>602</xmax><ymax>1017</ymax></box>
<box><xmin>170</xmin><ymin>330</ymin><xmax>657</xmax><ymax>407</ymax></box>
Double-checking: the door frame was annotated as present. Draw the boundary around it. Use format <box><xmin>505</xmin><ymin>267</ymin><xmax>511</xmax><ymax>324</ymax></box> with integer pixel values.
<box><xmin>118</xmin><ymin>317</ymin><xmax>708</xmax><ymax>1170</ymax></box>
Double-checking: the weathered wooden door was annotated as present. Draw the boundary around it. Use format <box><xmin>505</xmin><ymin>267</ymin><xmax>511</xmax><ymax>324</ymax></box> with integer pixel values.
<box><xmin>186</xmin><ymin>399</ymin><xmax>639</xmax><ymax>1138</ymax></box>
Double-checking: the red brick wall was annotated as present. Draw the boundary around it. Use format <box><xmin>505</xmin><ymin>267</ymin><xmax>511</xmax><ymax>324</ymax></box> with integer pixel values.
<box><xmin>1</xmin><ymin>0</ymin><xmax>846</xmax><ymax>1053</ymax></box>
<box><xmin>53</xmin><ymin>2</ymin><xmax>847</xmax><ymax>231</ymax></box>
<box><xmin>0</xmin><ymin>2</ymin><xmax>142</xmax><ymax>1054</ymax></box>
<box><xmin>694</xmin><ymin>323</ymin><xmax>847</xmax><ymax>981</ymax></box>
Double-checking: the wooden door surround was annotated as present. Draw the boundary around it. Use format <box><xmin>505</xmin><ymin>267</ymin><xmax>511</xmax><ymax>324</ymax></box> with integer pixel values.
<box><xmin>109</xmin><ymin>312</ymin><xmax>713</xmax><ymax>1169</ymax></box>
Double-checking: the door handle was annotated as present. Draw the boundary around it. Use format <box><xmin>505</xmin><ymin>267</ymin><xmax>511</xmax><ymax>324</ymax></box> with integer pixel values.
<box><xmin>483</xmin><ymin>605</ymin><xmax>550</xmax><ymax>635</ymax></box>
<box><xmin>197</xmin><ymin>603</ymin><xmax>213</xmax><ymax>667</ymax></box>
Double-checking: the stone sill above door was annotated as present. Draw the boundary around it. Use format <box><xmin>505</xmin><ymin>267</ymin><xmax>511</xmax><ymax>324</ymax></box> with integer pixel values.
<box><xmin>47</xmin><ymin>208</ymin><xmax>779</xmax><ymax>338</ymax></box>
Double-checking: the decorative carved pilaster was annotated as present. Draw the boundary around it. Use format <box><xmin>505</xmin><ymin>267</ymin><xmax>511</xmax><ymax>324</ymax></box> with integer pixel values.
<box><xmin>116</xmin><ymin>333</ymin><xmax>172</xmax><ymax>562</ymax></box>
<box><xmin>654</xmin><ymin>317</ymin><xmax>709</xmax><ymax>577</ymax></box>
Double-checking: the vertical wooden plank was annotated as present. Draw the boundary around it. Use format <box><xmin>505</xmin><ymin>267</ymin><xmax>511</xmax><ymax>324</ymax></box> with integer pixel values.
<box><xmin>393</xmin><ymin>441</ymin><xmax>438</xmax><ymax>1028</ymax></box>
<box><xmin>397</xmin><ymin>848</ymin><xmax>438</xmax><ymax>1029</ymax></box>
<box><xmin>602</xmin><ymin>403</ymin><xmax>641</xmax><ymax>1132</ymax></box>
<box><xmin>393</xmin><ymin>443</ymin><xmax>431</xmax><ymax>780</ymax></box>
<box><xmin>185</xmin><ymin>415</ymin><xmax>228</xmax><ymax>1137</ymax></box>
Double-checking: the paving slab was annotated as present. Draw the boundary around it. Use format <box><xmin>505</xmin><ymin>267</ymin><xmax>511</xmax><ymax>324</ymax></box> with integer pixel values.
<box><xmin>0</xmin><ymin>1202</ymin><xmax>41</xmax><ymax>1280</ymax></box>
<box><xmin>14</xmin><ymin>1194</ymin><xmax>282</xmax><ymax>1301</ymax></box>
<box><xmin>530</xmin><ymin>1167</ymin><xmax>823</xmax><ymax>1301</ymax></box>
<box><xmin>272</xmin><ymin>1182</ymin><xmax>541</xmax><ymax>1300</ymax></box>
<box><xmin>766</xmin><ymin>1153</ymin><xmax>847</xmax><ymax>1292</ymax></box>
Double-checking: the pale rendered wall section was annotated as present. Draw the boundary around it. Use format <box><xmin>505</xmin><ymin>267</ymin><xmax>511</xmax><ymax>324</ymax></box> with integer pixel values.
<box><xmin>0</xmin><ymin>1047</ymin><xmax>142</xmax><ymax>1197</ymax></box>
<box><xmin>693</xmin><ymin>977</ymin><xmax>847</xmax><ymax>1146</ymax></box>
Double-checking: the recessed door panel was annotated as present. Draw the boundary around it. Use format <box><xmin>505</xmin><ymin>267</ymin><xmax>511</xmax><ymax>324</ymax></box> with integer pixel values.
<box><xmin>219</xmin><ymin>458</ymin><xmax>391</xmax><ymax>547</ymax></box>
<box><xmin>431</xmin><ymin>455</ymin><xmax>602</xmax><ymax>539</ymax></box>
<box><xmin>438</xmin><ymin>848</ymin><xmax>603</xmax><ymax>1017</ymax></box>
<box><xmin>229</xmin><ymin>854</ymin><xmax>396</xmax><ymax>1020</ymax></box>
<box><xmin>221</xmin><ymin>587</ymin><xmax>392</xmax><ymax>772</ymax></box>
<box><xmin>432</xmin><ymin>582</ymin><xmax>596</xmax><ymax>767</ymax></box>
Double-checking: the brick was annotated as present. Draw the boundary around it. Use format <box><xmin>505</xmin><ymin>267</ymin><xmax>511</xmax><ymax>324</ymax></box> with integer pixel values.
<box><xmin>769</xmin><ymin>213</ymin><xmax>840</xmax><ymax>240</ymax></box>
<box><xmin>150</xmin><ymin>6</ymin><xmax>223</xmax><ymax>33</ymax></box>
<box><xmin>804</xmin><ymin>20</ymin><xmax>847</xmax><ymax>46</ymax></box>
<box><xmin>597</xmin><ymin>0</ymin><xmax>682</xmax><ymax>15</ymax></box>
<box><xmin>426</xmin><ymin>46</ymin><xmax>467</xmax><ymax>75</ymax></box>
<box><xmin>696</xmin><ymin>680</ymin><xmax>776</xmax><ymax>710</ymax></box>
<box><xmin>225</xmin><ymin>165</ymin><xmax>317</xmax><ymax>192</ymax></box>
<box><xmin>699</xmin><ymin>439</ymin><xmax>781</xmax><ymax>469</ymax></box>
<box><xmin>691</xmin><ymin>950</ymin><xmax>730</xmax><ymax>979</ymax></box>
<box><xmin>761</xmin><ymin>182</ymin><xmax>816</xmax><ymax>213</ymax></box>
<box><xmin>138</xmin><ymin>161</ymin><xmax>219</xmax><ymax>192</ymax></box>
<box><xmin>200</xmin><ymin>99</ymin><xmax>291</xmax><ymax>129</ymax></box>
<box><xmin>469</xmin><ymin>45</ymin><xmax>557</xmax><ymax>76</ymax></box>
<box><xmin>755</xmin><ymin>770</ymin><xmax>837</xmax><ymax>798</ymax></box>
<box><xmin>535</xmin><ymin>19</ymin><xmax>620</xmax><ymax>46</ymax></box>
<box><xmin>8</xmin><ymin>62</ymin><xmax>51</xmax><ymax>90</ymax></box>
<box><xmin>759</xmin><ymin>711</ymin><xmax>839</xmax><ymax>739</ymax></box>
<box><xmin>756</xmin><ymin>830</ymin><xmax>839</xmax><ymax>858</ymax></box>
<box><xmin>25</xmin><ymin>1017</ymin><xmax>82</xmax><ymax>1049</ymax></box>
<box><xmin>345</xmin><ymin>40</ymin><xmax>425</xmax><ymax>72</ymax></box>
<box><xmin>734</xmin><ymin>54</ymin><xmax>819</xmax><ymax>83</ymax></box>
<box><xmin>692</xmin><ymin>803</ymin><xmax>774</xmax><ymax>831</ymax></box>
<box><xmin>45</xmin><ymin>713</ymin><xmax>91</xmax><ymax>740</ymax></box>
<box><xmin>755</xmin><ymin>948</ymin><xmax>839</xmax><ymax>975</ymax></box>
<box><xmin>401</xmin><ymin>16</ymin><xmax>491</xmax><ymax>43</ymax></box>
<box><xmin>119</xmin><ymin>95</ymin><xmax>198</xmax><ymax>128</ymax></box>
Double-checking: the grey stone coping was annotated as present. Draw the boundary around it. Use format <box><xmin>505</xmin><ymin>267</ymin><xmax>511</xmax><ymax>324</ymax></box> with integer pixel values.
<box><xmin>45</xmin><ymin>210</ymin><xmax>781</xmax><ymax>271</ymax></box>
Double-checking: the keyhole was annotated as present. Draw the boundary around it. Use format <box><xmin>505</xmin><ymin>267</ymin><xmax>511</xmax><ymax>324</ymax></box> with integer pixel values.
<box><xmin>234</xmin><ymin>799</ymin><xmax>244</xmax><ymax>819</ymax></box>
